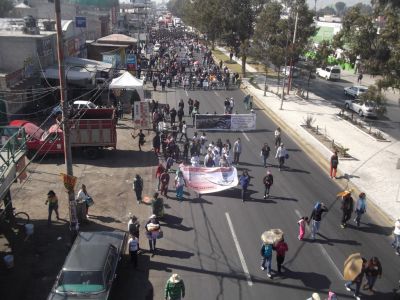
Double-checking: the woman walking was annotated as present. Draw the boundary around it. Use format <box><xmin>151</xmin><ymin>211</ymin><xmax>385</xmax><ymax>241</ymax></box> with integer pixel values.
<box><xmin>363</xmin><ymin>257</ymin><xmax>382</xmax><ymax>294</ymax></box>
<box><xmin>175</xmin><ymin>171</ymin><xmax>186</xmax><ymax>202</ymax></box>
<box><xmin>239</xmin><ymin>170</ymin><xmax>250</xmax><ymax>202</ymax></box>
<box><xmin>354</xmin><ymin>192</ymin><xmax>367</xmax><ymax>227</ymax></box>
<box><xmin>274</xmin><ymin>238</ymin><xmax>288</xmax><ymax>274</ymax></box>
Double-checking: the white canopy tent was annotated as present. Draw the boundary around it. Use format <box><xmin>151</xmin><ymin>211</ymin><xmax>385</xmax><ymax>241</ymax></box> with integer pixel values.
<box><xmin>109</xmin><ymin>71</ymin><xmax>144</xmax><ymax>101</ymax></box>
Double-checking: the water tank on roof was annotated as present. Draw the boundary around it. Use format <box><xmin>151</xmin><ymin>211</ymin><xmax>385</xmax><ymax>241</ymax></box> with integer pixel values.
<box><xmin>23</xmin><ymin>15</ymin><xmax>36</xmax><ymax>28</ymax></box>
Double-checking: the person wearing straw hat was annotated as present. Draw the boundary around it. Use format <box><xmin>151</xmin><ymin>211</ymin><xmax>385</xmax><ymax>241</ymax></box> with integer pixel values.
<box><xmin>340</xmin><ymin>191</ymin><xmax>354</xmax><ymax>229</ymax></box>
<box><xmin>165</xmin><ymin>273</ymin><xmax>185</xmax><ymax>300</ymax></box>
<box><xmin>344</xmin><ymin>255</ymin><xmax>367</xmax><ymax>300</ymax></box>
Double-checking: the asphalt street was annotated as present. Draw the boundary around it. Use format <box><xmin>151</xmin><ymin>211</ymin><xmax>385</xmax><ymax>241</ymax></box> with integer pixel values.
<box><xmin>143</xmin><ymin>82</ymin><xmax>400</xmax><ymax>299</ymax></box>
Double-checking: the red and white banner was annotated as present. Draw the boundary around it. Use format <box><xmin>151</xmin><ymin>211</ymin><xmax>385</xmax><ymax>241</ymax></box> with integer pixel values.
<box><xmin>179</xmin><ymin>165</ymin><xmax>238</xmax><ymax>194</ymax></box>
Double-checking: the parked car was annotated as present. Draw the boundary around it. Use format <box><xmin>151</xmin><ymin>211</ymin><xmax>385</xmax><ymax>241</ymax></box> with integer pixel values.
<box><xmin>344</xmin><ymin>85</ymin><xmax>368</xmax><ymax>98</ymax></box>
<box><xmin>344</xmin><ymin>99</ymin><xmax>377</xmax><ymax>117</ymax></box>
<box><xmin>47</xmin><ymin>231</ymin><xmax>127</xmax><ymax>300</ymax></box>
<box><xmin>316</xmin><ymin>66</ymin><xmax>341</xmax><ymax>80</ymax></box>
<box><xmin>72</xmin><ymin>100</ymin><xmax>98</xmax><ymax>110</ymax></box>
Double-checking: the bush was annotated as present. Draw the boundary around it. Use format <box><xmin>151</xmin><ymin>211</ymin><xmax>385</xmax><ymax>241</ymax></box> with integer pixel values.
<box><xmin>303</xmin><ymin>114</ymin><xmax>316</xmax><ymax>128</ymax></box>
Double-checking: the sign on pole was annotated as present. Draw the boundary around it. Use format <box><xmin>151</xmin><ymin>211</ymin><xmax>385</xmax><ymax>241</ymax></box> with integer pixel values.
<box><xmin>75</xmin><ymin>16</ymin><xmax>86</xmax><ymax>28</ymax></box>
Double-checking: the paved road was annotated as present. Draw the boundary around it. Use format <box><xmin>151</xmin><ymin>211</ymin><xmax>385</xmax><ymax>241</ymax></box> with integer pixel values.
<box><xmin>137</xmin><ymin>82</ymin><xmax>400</xmax><ymax>299</ymax></box>
<box><xmin>253</xmin><ymin>74</ymin><xmax>400</xmax><ymax>140</ymax></box>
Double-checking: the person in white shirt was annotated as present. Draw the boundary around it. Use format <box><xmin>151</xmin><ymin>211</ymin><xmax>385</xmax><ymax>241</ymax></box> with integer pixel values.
<box><xmin>200</xmin><ymin>132</ymin><xmax>208</xmax><ymax>155</ymax></box>
<box><xmin>213</xmin><ymin>149</ymin><xmax>220</xmax><ymax>167</ymax></box>
<box><xmin>128</xmin><ymin>235</ymin><xmax>139</xmax><ymax>268</ymax></box>
<box><xmin>275</xmin><ymin>143</ymin><xmax>288</xmax><ymax>170</ymax></box>
<box><xmin>229</xmin><ymin>97</ymin><xmax>235</xmax><ymax>114</ymax></box>
<box><xmin>190</xmin><ymin>154</ymin><xmax>200</xmax><ymax>167</ymax></box>
<box><xmin>76</xmin><ymin>184</ymin><xmax>91</xmax><ymax>218</ymax></box>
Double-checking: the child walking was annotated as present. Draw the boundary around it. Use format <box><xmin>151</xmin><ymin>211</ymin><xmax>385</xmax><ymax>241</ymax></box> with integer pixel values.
<box><xmin>297</xmin><ymin>216</ymin><xmax>309</xmax><ymax>240</ymax></box>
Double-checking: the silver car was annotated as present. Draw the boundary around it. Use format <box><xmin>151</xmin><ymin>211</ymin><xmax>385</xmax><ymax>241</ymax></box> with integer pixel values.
<box><xmin>344</xmin><ymin>85</ymin><xmax>368</xmax><ymax>98</ymax></box>
<box><xmin>344</xmin><ymin>99</ymin><xmax>377</xmax><ymax>117</ymax></box>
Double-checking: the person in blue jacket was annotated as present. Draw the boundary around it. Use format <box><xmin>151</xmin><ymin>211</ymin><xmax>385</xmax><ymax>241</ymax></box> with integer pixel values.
<box><xmin>239</xmin><ymin>170</ymin><xmax>250</xmax><ymax>202</ymax></box>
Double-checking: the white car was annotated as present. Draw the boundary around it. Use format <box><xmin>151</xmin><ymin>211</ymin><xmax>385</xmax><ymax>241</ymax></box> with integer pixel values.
<box><xmin>344</xmin><ymin>99</ymin><xmax>376</xmax><ymax>117</ymax></box>
<box><xmin>344</xmin><ymin>85</ymin><xmax>368</xmax><ymax>98</ymax></box>
<box><xmin>280</xmin><ymin>66</ymin><xmax>300</xmax><ymax>78</ymax></box>
<box><xmin>72</xmin><ymin>100</ymin><xmax>98</xmax><ymax>110</ymax></box>
<box><xmin>316</xmin><ymin>66</ymin><xmax>341</xmax><ymax>80</ymax></box>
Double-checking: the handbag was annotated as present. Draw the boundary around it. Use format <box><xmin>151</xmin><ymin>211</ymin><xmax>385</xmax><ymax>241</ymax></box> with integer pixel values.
<box><xmin>85</xmin><ymin>196</ymin><xmax>94</xmax><ymax>207</ymax></box>
<box><xmin>157</xmin><ymin>230</ymin><xmax>164</xmax><ymax>239</ymax></box>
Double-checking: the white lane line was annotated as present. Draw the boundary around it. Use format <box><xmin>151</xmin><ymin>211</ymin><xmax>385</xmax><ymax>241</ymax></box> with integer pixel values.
<box><xmin>225</xmin><ymin>212</ymin><xmax>253</xmax><ymax>286</ymax></box>
<box><xmin>242</xmin><ymin>131</ymin><xmax>250</xmax><ymax>142</ymax></box>
<box><xmin>294</xmin><ymin>209</ymin><xmax>343</xmax><ymax>279</ymax></box>
<box><xmin>185</xmin><ymin>90</ymin><xmax>188</xmax><ymax>96</ymax></box>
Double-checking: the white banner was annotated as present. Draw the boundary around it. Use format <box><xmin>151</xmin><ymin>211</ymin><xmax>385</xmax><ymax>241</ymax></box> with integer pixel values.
<box><xmin>179</xmin><ymin>165</ymin><xmax>238</xmax><ymax>194</ymax></box>
<box><xmin>231</xmin><ymin>114</ymin><xmax>256</xmax><ymax>130</ymax></box>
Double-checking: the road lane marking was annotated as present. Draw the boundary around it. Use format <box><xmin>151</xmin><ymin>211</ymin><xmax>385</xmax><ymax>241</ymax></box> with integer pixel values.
<box><xmin>242</xmin><ymin>131</ymin><xmax>250</xmax><ymax>142</ymax></box>
<box><xmin>225</xmin><ymin>212</ymin><xmax>253</xmax><ymax>286</ymax></box>
<box><xmin>294</xmin><ymin>209</ymin><xmax>343</xmax><ymax>279</ymax></box>
<box><xmin>185</xmin><ymin>90</ymin><xmax>188</xmax><ymax>96</ymax></box>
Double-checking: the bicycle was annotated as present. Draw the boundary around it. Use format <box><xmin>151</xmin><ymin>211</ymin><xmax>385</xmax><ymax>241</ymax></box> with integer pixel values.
<box><xmin>0</xmin><ymin>206</ymin><xmax>30</xmax><ymax>230</ymax></box>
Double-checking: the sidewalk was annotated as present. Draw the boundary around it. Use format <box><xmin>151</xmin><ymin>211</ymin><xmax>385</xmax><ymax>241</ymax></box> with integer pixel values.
<box><xmin>217</xmin><ymin>46</ymin><xmax>400</xmax><ymax>222</ymax></box>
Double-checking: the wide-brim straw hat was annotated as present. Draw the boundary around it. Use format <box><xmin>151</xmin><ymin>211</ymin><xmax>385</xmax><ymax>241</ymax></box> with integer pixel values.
<box><xmin>312</xmin><ymin>293</ymin><xmax>320</xmax><ymax>300</ymax></box>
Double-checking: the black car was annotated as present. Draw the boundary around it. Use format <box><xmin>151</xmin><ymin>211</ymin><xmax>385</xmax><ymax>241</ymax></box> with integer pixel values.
<box><xmin>47</xmin><ymin>231</ymin><xmax>127</xmax><ymax>300</ymax></box>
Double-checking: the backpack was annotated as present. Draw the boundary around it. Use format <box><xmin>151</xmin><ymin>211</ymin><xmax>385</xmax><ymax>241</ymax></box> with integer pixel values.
<box><xmin>262</xmin><ymin>244</ymin><xmax>273</xmax><ymax>257</ymax></box>
<box><xmin>133</xmin><ymin>177</ymin><xmax>143</xmax><ymax>191</ymax></box>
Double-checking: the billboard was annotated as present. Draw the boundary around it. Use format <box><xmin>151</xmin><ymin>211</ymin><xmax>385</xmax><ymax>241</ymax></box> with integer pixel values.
<box><xmin>195</xmin><ymin>114</ymin><xmax>256</xmax><ymax>131</ymax></box>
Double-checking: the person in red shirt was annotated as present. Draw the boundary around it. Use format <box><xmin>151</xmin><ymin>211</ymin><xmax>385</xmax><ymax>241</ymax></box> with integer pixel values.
<box><xmin>155</xmin><ymin>163</ymin><xmax>165</xmax><ymax>191</ymax></box>
<box><xmin>274</xmin><ymin>238</ymin><xmax>288</xmax><ymax>274</ymax></box>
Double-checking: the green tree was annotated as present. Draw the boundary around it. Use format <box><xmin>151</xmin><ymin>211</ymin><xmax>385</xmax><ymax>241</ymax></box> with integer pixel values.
<box><xmin>317</xmin><ymin>6</ymin><xmax>336</xmax><ymax>16</ymax></box>
<box><xmin>0</xmin><ymin>0</ymin><xmax>13</xmax><ymax>18</ymax></box>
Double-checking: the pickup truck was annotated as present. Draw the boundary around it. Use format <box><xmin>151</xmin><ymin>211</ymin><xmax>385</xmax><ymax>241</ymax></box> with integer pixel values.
<box><xmin>316</xmin><ymin>66</ymin><xmax>341</xmax><ymax>80</ymax></box>
<box><xmin>10</xmin><ymin>108</ymin><xmax>117</xmax><ymax>160</ymax></box>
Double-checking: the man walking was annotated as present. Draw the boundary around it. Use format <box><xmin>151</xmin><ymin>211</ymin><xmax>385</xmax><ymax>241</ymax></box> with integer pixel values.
<box><xmin>260</xmin><ymin>143</ymin><xmax>271</xmax><ymax>167</ymax></box>
<box><xmin>239</xmin><ymin>170</ymin><xmax>250</xmax><ymax>202</ymax></box>
<box><xmin>340</xmin><ymin>191</ymin><xmax>354</xmax><ymax>228</ymax></box>
<box><xmin>45</xmin><ymin>190</ymin><xmax>59</xmax><ymax>225</ymax></box>
<box><xmin>133</xmin><ymin>174</ymin><xmax>143</xmax><ymax>204</ymax></box>
<box><xmin>275</xmin><ymin>143</ymin><xmax>288</xmax><ymax>171</ymax></box>
<box><xmin>309</xmin><ymin>202</ymin><xmax>328</xmax><ymax>240</ymax></box>
<box><xmin>128</xmin><ymin>234</ymin><xmax>139</xmax><ymax>269</ymax></box>
<box><xmin>233</xmin><ymin>138</ymin><xmax>242</xmax><ymax>165</ymax></box>
<box><xmin>263</xmin><ymin>170</ymin><xmax>273</xmax><ymax>199</ymax></box>
<box><xmin>165</xmin><ymin>274</ymin><xmax>185</xmax><ymax>300</ymax></box>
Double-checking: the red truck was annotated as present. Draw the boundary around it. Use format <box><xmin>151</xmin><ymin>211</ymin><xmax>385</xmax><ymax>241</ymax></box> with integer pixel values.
<box><xmin>10</xmin><ymin>108</ymin><xmax>117</xmax><ymax>160</ymax></box>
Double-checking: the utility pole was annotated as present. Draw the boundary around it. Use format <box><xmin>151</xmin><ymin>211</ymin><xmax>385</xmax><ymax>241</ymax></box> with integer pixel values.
<box><xmin>287</xmin><ymin>10</ymin><xmax>299</xmax><ymax>93</ymax></box>
<box><xmin>55</xmin><ymin>0</ymin><xmax>78</xmax><ymax>241</ymax></box>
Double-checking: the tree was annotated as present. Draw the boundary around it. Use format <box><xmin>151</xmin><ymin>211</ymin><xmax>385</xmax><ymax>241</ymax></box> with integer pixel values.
<box><xmin>253</xmin><ymin>0</ymin><xmax>316</xmax><ymax>93</ymax></box>
<box><xmin>219</xmin><ymin>0</ymin><xmax>266</xmax><ymax>76</ymax></box>
<box><xmin>334</xmin><ymin>1</ymin><xmax>347</xmax><ymax>17</ymax></box>
<box><xmin>0</xmin><ymin>0</ymin><xmax>13</xmax><ymax>18</ymax></box>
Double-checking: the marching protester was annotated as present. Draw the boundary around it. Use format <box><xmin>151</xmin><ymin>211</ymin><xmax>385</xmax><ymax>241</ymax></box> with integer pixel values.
<box><xmin>175</xmin><ymin>171</ymin><xmax>186</xmax><ymax>202</ymax></box>
<box><xmin>131</xmin><ymin>129</ymin><xmax>146</xmax><ymax>151</ymax></box>
<box><xmin>156</xmin><ymin>163</ymin><xmax>165</xmax><ymax>190</ymax></box>
<box><xmin>309</xmin><ymin>202</ymin><xmax>328</xmax><ymax>240</ymax></box>
<box><xmin>160</xmin><ymin>169</ymin><xmax>170</xmax><ymax>198</ymax></box>
<box><xmin>128</xmin><ymin>215</ymin><xmax>140</xmax><ymax>238</ymax></box>
<box><xmin>263</xmin><ymin>170</ymin><xmax>273</xmax><ymax>199</ymax></box>
<box><xmin>260</xmin><ymin>242</ymin><xmax>273</xmax><ymax>278</ymax></box>
<box><xmin>274</xmin><ymin>237</ymin><xmax>288</xmax><ymax>274</ymax></box>
<box><xmin>340</xmin><ymin>191</ymin><xmax>354</xmax><ymax>229</ymax></box>
<box><xmin>274</xmin><ymin>127</ymin><xmax>281</xmax><ymax>147</ymax></box>
<box><xmin>233</xmin><ymin>138</ymin><xmax>242</xmax><ymax>165</ymax></box>
<box><xmin>392</xmin><ymin>217</ymin><xmax>400</xmax><ymax>255</ymax></box>
<box><xmin>297</xmin><ymin>216</ymin><xmax>309</xmax><ymax>241</ymax></box>
<box><xmin>145</xmin><ymin>214</ymin><xmax>161</xmax><ymax>253</ymax></box>
<box><xmin>354</xmin><ymin>192</ymin><xmax>367</xmax><ymax>227</ymax></box>
<box><xmin>133</xmin><ymin>174</ymin><xmax>144</xmax><ymax>204</ymax></box>
<box><xmin>364</xmin><ymin>257</ymin><xmax>382</xmax><ymax>294</ymax></box>
<box><xmin>345</xmin><ymin>257</ymin><xmax>367</xmax><ymax>300</ymax></box>
<box><xmin>153</xmin><ymin>132</ymin><xmax>161</xmax><ymax>155</ymax></box>
<box><xmin>275</xmin><ymin>143</ymin><xmax>288</xmax><ymax>171</ymax></box>
<box><xmin>260</xmin><ymin>143</ymin><xmax>271</xmax><ymax>168</ymax></box>
<box><xmin>239</xmin><ymin>170</ymin><xmax>250</xmax><ymax>202</ymax></box>
<box><xmin>165</xmin><ymin>274</ymin><xmax>185</xmax><ymax>300</ymax></box>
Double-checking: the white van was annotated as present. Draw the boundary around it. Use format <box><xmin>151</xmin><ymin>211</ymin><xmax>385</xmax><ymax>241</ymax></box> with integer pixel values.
<box><xmin>316</xmin><ymin>66</ymin><xmax>341</xmax><ymax>80</ymax></box>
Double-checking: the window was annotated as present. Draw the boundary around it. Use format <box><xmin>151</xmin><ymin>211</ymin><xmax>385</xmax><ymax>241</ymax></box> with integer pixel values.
<box><xmin>56</xmin><ymin>271</ymin><xmax>104</xmax><ymax>293</ymax></box>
